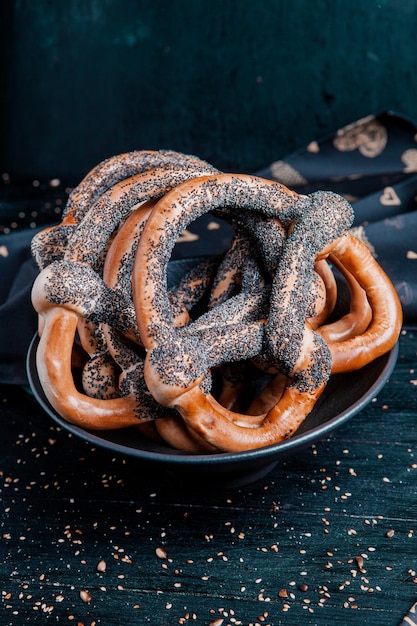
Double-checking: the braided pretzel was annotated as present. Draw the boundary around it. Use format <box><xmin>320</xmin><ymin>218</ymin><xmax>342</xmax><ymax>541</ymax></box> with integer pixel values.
<box><xmin>102</xmin><ymin>204</ymin><xmax>223</xmax><ymax>452</ymax></box>
<box><xmin>222</xmin><ymin>227</ymin><xmax>399</xmax><ymax>420</ymax></box>
<box><xmin>152</xmin><ymin>256</ymin><xmax>270</xmax><ymax>451</ymax></box>
<box><xmin>133</xmin><ymin>174</ymin><xmax>355</xmax><ymax>451</ymax></box>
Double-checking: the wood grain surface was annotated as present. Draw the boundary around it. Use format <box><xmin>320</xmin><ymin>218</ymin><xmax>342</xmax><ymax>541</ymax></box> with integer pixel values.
<box><xmin>1</xmin><ymin>328</ymin><xmax>416</xmax><ymax>625</ymax></box>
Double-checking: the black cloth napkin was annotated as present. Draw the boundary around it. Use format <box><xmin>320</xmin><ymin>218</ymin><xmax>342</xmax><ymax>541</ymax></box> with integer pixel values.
<box><xmin>1</xmin><ymin>110</ymin><xmax>417</xmax><ymax>386</ymax></box>
<box><xmin>256</xmin><ymin>110</ymin><xmax>417</xmax><ymax>325</ymax></box>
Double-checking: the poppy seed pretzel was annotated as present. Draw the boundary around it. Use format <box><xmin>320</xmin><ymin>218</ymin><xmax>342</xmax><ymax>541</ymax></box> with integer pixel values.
<box><xmin>144</xmin><ymin>212</ymin><xmax>288</xmax><ymax>445</ymax></box>
<box><xmin>63</xmin><ymin>163</ymin><xmax>218</xmax><ymax>271</ymax></box>
<box><xmin>205</xmin><ymin>232</ymin><xmax>401</xmax><ymax>447</ymax></box>
<box><xmin>151</xmin><ymin>217</ymin><xmax>323</xmax><ymax>448</ymax></box>
<box><xmin>32</xmin><ymin>155</ymin><xmax>219</xmax><ymax>411</ymax></box>
<box><xmin>31</xmin><ymin>158</ymin><xmax>224</xmax><ymax>429</ymax></box>
<box><xmin>31</xmin><ymin>150</ymin><xmax>217</xmax><ymax>270</ymax></box>
<box><xmin>32</xmin><ymin>259</ymin><xmax>147</xmax><ymax>429</ymax></box>
<box><xmin>156</xmin><ymin>253</ymin><xmax>268</xmax><ymax>450</ymax></box>
<box><xmin>159</xmin><ymin>221</ymin><xmax>329</xmax><ymax>432</ymax></box>
<box><xmin>31</xmin><ymin>165</ymin><xmax>212</xmax><ymax>428</ymax></box>
<box><xmin>205</xmin><ymin>219</ymin><xmax>329</xmax><ymax>412</ymax></box>
<box><xmin>133</xmin><ymin>173</ymin><xmax>355</xmax><ymax>451</ymax></box>
<box><xmin>101</xmin><ymin>198</ymin><xmax>219</xmax><ymax>452</ymax></box>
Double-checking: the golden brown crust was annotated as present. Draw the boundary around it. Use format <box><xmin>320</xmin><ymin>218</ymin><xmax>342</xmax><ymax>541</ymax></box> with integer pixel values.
<box><xmin>320</xmin><ymin>233</ymin><xmax>403</xmax><ymax>373</ymax></box>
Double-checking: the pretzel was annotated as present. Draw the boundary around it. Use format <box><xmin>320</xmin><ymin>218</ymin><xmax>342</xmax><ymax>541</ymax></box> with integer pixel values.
<box><xmin>33</xmin><ymin>260</ymin><xmax>185</xmax><ymax>430</ymax></box>
<box><xmin>133</xmin><ymin>173</ymin><xmax>356</xmax><ymax>451</ymax></box>
<box><xmin>31</xmin><ymin>150</ymin><xmax>217</xmax><ymax>270</ymax></box>
<box><xmin>31</xmin><ymin>160</ymin><xmax>220</xmax><ymax>429</ymax></box>
<box><xmin>151</xmin><ymin>262</ymin><xmax>270</xmax><ymax>450</ymax></box>
<box><xmin>206</xmin><ymin>235</ymin><xmax>397</xmax><ymax>433</ymax></box>
<box><xmin>101</xmin><ymin>198</ymin><xmax>218</xmax><ymax>451</ymax></box>
<box><xmin>208</xmin><ymin>233</ymin><xmax>400</xmax><ymax>444</ymax></box>
<box><xmin>150</xmin><ymin>227</ymin><xmax>277</xmax><ymax>449</ymax></box>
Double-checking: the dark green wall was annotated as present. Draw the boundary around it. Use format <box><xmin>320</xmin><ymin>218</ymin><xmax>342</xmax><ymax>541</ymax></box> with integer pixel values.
<box><xmin>2</xmin><ymin>0</ymin><xmax>417</xmax><ymax>183</ymax></box>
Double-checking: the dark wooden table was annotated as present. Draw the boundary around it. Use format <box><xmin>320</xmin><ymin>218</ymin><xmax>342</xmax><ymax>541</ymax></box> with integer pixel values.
<box><xmin>1</xmin><ymin>328</ymin><xmax>417</xmax><ymax>626</ymax></box>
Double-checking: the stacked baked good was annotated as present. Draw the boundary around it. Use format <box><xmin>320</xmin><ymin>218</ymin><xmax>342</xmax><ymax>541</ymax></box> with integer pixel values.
<box><xmin>30</xmin><ymin>150</ymin><xmax>402</xmax><ymax>452</ymax></box>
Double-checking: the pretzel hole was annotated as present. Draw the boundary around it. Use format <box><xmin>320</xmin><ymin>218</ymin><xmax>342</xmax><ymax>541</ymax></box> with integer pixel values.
<box><xmin>170</xmin><ymin>214</ymin><xmax>233</xmax><ymax>262</ymax></box>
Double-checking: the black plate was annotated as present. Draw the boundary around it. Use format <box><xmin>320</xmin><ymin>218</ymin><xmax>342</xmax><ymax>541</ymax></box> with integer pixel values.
<box><xmin>26</xmin><ymin>258</ymin><xmax>400</xmax><ymax>488</ymax></box>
